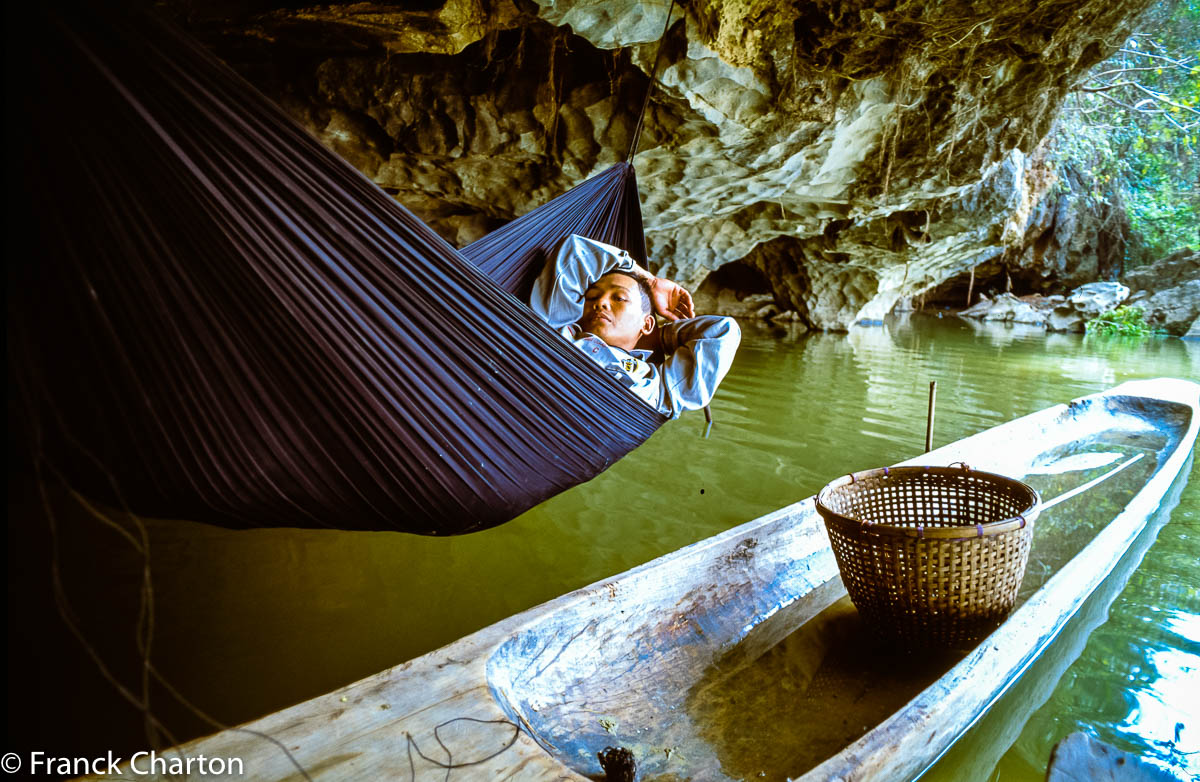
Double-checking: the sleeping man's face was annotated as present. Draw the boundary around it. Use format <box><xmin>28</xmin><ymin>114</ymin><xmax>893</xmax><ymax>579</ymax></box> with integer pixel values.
<box><xmin>578</xmin><ymin>272</ymin><xmax>654</xmax><ymax>352</ymax></box>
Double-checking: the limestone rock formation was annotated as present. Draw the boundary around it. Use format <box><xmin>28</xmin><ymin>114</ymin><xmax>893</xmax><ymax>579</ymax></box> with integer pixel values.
<box><xmin>968</xmin><ymin>163</ymin><xmax>1126</xmax><ymax>291</ymax></box>
<box><xmin>1124</xmin><ymin>250</ymin><xmax>1200</xmax><ymax>336</ymax></box>
<box><xmin>1134</xmin><ymin>281</ymin><xmax>1200</xmax><ymax>336</ymax></box>
<box><xmin>1046</xmin><ymin>281</ymin><xmax>1130</xmax><ymax>332</ymax></box>
<box><xmin>1124</xmin><ymin>248</ymin><xmax>1199</xmax><ymax>295</ymax></box>
<box><xmin>163</xmin><ymin>0</ymin><xmax>1156</xmax><ymax>329</ymax></box>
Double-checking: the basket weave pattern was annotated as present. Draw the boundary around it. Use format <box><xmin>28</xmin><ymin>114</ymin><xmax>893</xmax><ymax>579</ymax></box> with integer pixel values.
<box><xmin>817</xmin><ymin>467</ymin><xmax>1040</xmax><ymax>649</ymax></box>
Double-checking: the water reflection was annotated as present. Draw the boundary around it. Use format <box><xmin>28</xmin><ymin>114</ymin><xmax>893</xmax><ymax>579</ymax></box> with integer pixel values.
<box><xmin>1120</xmin><ymin>647</ymin><xmax>1198</xmax><ymax>758</ymax></box>
<box><xmin>956</xmin><ymin>318</ymin><xmax>1049</xmax><ymax>346</ymax></box>
<box><xmin>23</xmin><ymin>314</ymin><xmax>1200</xmax><ymax>769</ymax></box>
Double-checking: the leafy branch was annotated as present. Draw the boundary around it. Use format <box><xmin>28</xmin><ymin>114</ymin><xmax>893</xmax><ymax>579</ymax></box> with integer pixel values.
<box><xmin>1053</xmin><ymin>0</ymin><xmax>1199</xmax><ymax>265</ymax></box>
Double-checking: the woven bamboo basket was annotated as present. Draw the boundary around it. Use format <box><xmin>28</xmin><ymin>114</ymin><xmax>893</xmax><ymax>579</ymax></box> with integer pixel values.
<box><xmin>816</xmin><ymin>465</ymin><xmax>1041</xmax><ymax>649</ymax></box>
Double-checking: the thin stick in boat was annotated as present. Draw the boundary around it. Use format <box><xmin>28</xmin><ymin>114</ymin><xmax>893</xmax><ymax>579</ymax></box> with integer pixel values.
<box><xmin>925</xmin><ymin>381</ymin><xmax>937</xmax><ymax>453</ymax></box>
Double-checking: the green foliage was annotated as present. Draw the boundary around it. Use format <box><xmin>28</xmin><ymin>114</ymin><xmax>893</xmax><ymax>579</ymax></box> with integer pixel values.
<box><xmin>1084</xmin><ymin>305</ymin><xmax>1165</xmax><ymax>336</ymax></box>
<box><xmin>1050</xmin><ymin>0</ymin><xmax>1199</xmax><ymax>267</ymax></box>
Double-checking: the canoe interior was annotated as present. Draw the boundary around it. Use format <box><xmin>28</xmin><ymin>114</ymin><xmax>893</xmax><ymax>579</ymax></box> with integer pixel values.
<box><xmin>485</xmin><ymin>394</ymin><xmax>1188</xmax><ymax>781</ymax></box>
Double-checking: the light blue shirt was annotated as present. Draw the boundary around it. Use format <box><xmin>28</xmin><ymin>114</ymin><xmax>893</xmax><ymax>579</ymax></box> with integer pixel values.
<box><xmin>529</xmin><ymin>235</ymin><xmax>741</xmax><ymax>419</ymax></box>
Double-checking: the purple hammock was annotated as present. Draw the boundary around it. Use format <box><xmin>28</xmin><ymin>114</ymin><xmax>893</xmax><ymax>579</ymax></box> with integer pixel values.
<box><xmin>8</xmin><ymin>6</ymin><xmax>664</xmax><ymax>535</ymax></box>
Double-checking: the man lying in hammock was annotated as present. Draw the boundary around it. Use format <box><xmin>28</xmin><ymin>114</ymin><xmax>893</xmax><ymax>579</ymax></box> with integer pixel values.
<box><xmin>530</xmin><ymin>234</ymin><xmax>741</xmax><ymax>419</ymax></box>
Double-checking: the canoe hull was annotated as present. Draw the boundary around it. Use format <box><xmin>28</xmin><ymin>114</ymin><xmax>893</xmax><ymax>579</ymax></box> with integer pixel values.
<box><xmin>85</xmin><ymin>379</ymin><xmax>1199</xmax><ymax>782</ymax></box>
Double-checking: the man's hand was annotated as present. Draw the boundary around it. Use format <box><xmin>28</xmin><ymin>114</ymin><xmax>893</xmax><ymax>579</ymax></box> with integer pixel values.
<box><xmin>648</xmin><ymin>277</ymin><xmax>694</xmax><ymax>321</ymax></box>
<box><xmin>626</xmin><ymin>260</ymin><xmax>695</xmax><ymax>321</ymax></box>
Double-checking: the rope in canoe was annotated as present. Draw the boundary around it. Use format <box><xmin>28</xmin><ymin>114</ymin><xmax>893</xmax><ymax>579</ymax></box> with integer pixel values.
<box><xmin>404</xmin><ymin>718</ymin><xmax>522</xmax><ymax>782</ymax></box>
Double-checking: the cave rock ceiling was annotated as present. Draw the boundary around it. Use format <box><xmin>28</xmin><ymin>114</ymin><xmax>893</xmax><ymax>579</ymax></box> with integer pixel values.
<box><xmin>167</xmin><ymin>0</ymin><xmax>1150</xmax><ymax>329</ymax></box>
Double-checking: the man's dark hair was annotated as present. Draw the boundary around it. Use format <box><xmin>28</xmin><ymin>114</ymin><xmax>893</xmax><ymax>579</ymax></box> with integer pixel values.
<box><xmin>600</xmin><ymin>270</ymin><xmax>652</xmax><ymax>316</ymax></box>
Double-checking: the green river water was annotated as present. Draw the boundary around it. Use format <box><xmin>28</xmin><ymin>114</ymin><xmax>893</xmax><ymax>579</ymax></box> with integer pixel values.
<box><xmin>17</xmin><ymin>313</ymin><xmax>1199</xmax><ymax>780</ymax></box>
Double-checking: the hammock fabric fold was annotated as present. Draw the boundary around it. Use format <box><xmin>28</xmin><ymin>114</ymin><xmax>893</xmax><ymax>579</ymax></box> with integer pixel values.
<box><xmin>462</xmin><ymin>164</ymin><xmax>648</xmax><ymax>301</ymax></box>
<box><xmin>8</xmin><ymin>6</ymin><xmax>665</xmax><ymax>535</ymax></box>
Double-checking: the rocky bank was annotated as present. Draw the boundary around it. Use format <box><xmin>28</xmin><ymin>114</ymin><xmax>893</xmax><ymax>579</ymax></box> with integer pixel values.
<box><xmin>958</xmin><ymin>250</ymin><xmax>1199</xmax><ymax>335</ymax></box>
<box><xmin>1124</xmin><ymin>250</ymin><xmax>1200</xmax><ymax>336</ymax></box>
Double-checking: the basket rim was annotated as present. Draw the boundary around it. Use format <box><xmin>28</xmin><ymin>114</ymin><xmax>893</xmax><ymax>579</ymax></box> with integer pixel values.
<box><xmin>815</xmin><ymin>464</ymin><xmax>1041</xmax><ymax>540</ymax></box>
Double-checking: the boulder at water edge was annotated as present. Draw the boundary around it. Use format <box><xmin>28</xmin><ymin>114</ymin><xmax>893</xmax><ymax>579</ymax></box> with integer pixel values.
<box><xmin>1047</xmin><ymin>282</ymin><xmax>1130</xmax><ymax>333</ymax></box>
<box><xmin>1124</xmin><ymin>250</ymin><xmax>1200</xmax><ymax>336</ymax></box>
<box><xmin>959</xmin><ymin>292</ymin><xmax>1047</xmax><ymax>325</ymax></box>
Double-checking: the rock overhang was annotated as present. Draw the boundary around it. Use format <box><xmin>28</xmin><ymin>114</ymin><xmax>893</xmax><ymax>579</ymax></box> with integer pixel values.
<box><xmin>161</xmin><ymin>0</ymin><xmax>1154</xmax><ymax>329</ymax></box>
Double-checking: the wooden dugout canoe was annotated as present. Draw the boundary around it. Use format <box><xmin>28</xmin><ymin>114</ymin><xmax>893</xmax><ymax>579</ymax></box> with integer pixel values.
<box><xmin>92</xmin><ymin>378</ymin><xmax>1199</xmax><ymax>782</ymax></box>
